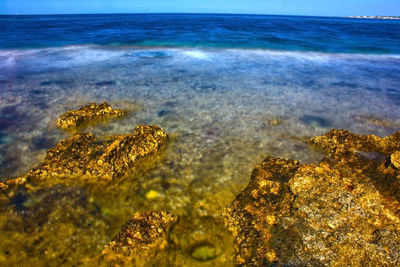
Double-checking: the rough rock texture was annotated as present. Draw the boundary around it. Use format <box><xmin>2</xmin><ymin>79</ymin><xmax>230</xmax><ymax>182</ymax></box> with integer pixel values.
<box><xmin>9</xmin><ymin>125</ymin><xmax>167</xmax><ymax>184</ymax></box>
<box><xmin>0</xmin><ymin>177</ymin><xmax>26</xmax><ymax>192</ymax></box>
<box><xmin>99</xmin><ymin>211</ymin><xmax>177</xmax><ymax>266</ymax></box>
<box><xmin>224</xmin><ymin>129</ymin><xmax>400</xmax><ymax>266</ymax></box>
<box><xmin>391</xmin><ymin>151</ymin><xmax>400</xmax><ymax>169</ymax></box>
<box><xmin>57</xmin><ymin>102</ymin><xmax>126</xmax><ymax>130</ymax></box>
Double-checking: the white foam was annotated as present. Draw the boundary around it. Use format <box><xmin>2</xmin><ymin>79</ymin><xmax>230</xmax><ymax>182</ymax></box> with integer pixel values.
<box><xmin>0</xmin><ymin>45</ymin><xmax>127</xmax><ymax>72</ymax></box>
<box><xmin>182</xmin><ymin>50</ymin><xmax>210</xmax><ymax>59</ymax></box>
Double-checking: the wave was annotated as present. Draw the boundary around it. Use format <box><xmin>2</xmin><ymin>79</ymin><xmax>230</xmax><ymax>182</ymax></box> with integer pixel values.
<box><xmin>1</xmin><ymin>45</ymin><xmax>400</xmax><ymax>64</ymax></box>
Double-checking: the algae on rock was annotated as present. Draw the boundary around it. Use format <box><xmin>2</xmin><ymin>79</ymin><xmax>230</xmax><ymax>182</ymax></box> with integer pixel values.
<box><xmin>100</xmin><ymin>212</ymin><xmax>235</xmax><ymax>267</ymax></box>
<box><xmin>0</xmin><ymin>184</ymin><xmax>109</xmax><ymax>266</ymax></box>
<box><xmin>57</xmin><ymin>102</ymin><xmax>126</xmax><ymax>130</ymax></box>
<box><xmin>99</xmin><ymin>211</ymin><xmax>177</xmax><ymax>266</ymax></box>
<box><xmin>224</xmin><ymin>129</ymin><xmax>400</xmax><ymax>266</ymax></box>
<box><xmin>3</xmin><ymin>125</ymin><xmax>168</xmax><ymax>187</ymax></box>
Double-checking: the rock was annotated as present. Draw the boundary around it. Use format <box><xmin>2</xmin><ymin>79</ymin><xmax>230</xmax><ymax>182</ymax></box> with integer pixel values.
<box><xmin>353</xmin><ymin>115</ymin><xmax>395</xmax><ymax>128</ymax></box>
<box><xmin>6</xmin><ymin>125</ymin><xmax>167</xmax><ymax>184</ymax></box>
<box><xmin>223</xmin><ymin>158</ymin><xmax>300</xmax><ymax>265</ymax></box>
<box><xmin>300</xmin><ymin>115</ymin><xmax>331</xmax><ymax>128</ymax></box>
<box><xmin>0</xmin><ymin>182</ymin><xmax>7</xmax><ymax>191</ymax></box>
<box><xmin>308</xmin><ymin>129</ymin><xmax>400</xmax><ymax>158</ymax></box>
<box><xmin>391</xmin><ymin>151</ymin><xmax>400</xmax><ymax>169</ymax></box>
<box><xmin>3</xmin><ymin>177</ymin><xmax>26</xmax><ymax>188</ymax></box>
<box><xmin>169</xmin><ymin>215</ymin><xmax>234</xmax><ymax>265</ymax></box>
<box><xmin>57</xmin><ymin>102</ymin><xmax>126</xmax><ymax>130</ymax></box>
<box><xmin>99</xmin><ymin>211</ymin><xmax>177</xmax><ymax>266</ymax></box>
<box><xmin>224</xmin><ymin>129</ymin><xmax>400</xmax><ymax>266</ymax></box>
<box><xmin>145</xmin><ymin>189</ymin><xmax>159</xmax><ymax>200</ymax></box>
<box><xmin>191</xmin><ymin>243</ymin><xmax>218</xmax><ymax>261</ymax></box>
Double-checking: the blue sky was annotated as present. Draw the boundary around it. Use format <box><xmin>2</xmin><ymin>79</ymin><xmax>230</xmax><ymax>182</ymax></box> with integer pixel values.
<box><xmin>1</xmin><ymin>0</ymin><xmax>399</xmax><ymax>16</ymax></box>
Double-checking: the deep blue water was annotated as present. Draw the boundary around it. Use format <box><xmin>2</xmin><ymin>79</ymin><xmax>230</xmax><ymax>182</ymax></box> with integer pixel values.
<box><xmin>1</xmin><ymin>13</ymin><xmax>400</xmax><ymax>54</ymax></box>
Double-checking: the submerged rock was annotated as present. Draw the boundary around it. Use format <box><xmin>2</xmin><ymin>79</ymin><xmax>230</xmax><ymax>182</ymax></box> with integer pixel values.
<box><xmin>169</xmin><ymin>215</ymin><xmax>234</xmax><ymax>266</ymax></box>
<box><xmin>99</xmin><ymin>211</ymin><xmax>177</xmax><ymax>266</ymax></box>
<box><xmin>353</xmin><ymin>115</ymin><xmax>395</xmax><ymax>128</ymax></box>
<box><xmin>5</xmin><ymin>125</ymin><xmax>167</xmax><ymax>184</ymax></box>
<box><xmin>57</xmin><ymin>102</ymin><xmax>126</xmax><ymax>130</ymax></box>
<box><xmin>224</xmin><ymin>129</ymin><xmax>400</xmax><ymax>266</ymax></box>
<box><xmin>0</xmin><ymin>184</ymin><xmax>109</xmax><ymax>266</ymax></box>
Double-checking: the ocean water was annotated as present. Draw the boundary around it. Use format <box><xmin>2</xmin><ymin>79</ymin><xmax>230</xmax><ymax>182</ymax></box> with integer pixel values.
<box><xmin>0</xmin><ymin>14</ymin><xmax>400</xmax><ymax>265</ymax></box>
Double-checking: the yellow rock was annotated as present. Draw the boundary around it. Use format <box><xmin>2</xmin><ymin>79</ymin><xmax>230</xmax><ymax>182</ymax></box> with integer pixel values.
<box><xmin>266</xmin><ymin>215</ymin><xmax>277</xmax><ymax>225</ymax></box>
<box><xmin>57</xmin><ymin>102</ymin><xmax>126</xmax><ymax>130</ymax></box>
<box><xmin>224</xmin><ymin>129</ymin><xmax>400</xmax><ymax>266</ymax></box>
<box><xmin>2</xmin><ymin>125</ymin><xmax>168</xmax><ymax>186</ymax></box>
<box><xmin>99</xmin><ymin>211</ymin><xmax>177</xmax><ymax>266</ymax></box>
<box><xmin>146</xmin><ymin>190</ymin><xmax>159</xmax><ymax>200</ymax></box>
<box><xmin>391</xmin><ymin>151</ymin><xmax>400</xmax><ymax>169</ymax></box>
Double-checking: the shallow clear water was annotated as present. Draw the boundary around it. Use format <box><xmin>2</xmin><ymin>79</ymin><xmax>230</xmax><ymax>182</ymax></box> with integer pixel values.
<box><xmin>1</xmin><ymin>14</ymin><xmax>400</xmax><ymax>266</ymax></box>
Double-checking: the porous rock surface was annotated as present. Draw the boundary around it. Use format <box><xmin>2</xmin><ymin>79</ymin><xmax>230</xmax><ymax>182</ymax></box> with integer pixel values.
<box><xmin>99</xmin><ymin>211</ymin><xmax>177</xmax><ymax>266</ymax></box>
<box><xmin>3</xmin><ymin>125</ymin><xmax>167</xmax><ymax>186</ymax></box>
<box><xmin>57</xmin><ymin>102</ymin><xmax>126</xmax><ymax>130</ymax></box>
<box><xmin>224</xmin><ymin>129</ymin><xmax>400</xmax><ymax>266</ymax></box>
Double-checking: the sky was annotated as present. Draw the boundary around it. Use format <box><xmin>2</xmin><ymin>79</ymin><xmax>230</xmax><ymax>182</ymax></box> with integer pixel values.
<box><xmin>0</xmin><ymin>0</ymin><xmax>399</xmax><ymax>16</ymax></box>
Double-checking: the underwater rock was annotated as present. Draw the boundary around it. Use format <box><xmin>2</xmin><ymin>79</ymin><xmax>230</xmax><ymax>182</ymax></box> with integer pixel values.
<box><xmin>353</xmin><ymin>115</ymin><xmax>395</xmax><ymax>128</ymax></box>
<box><xmin>99</xmin><ymin>211</ymin><xmax>177</xmax><ymax>266</ymax></box>
<box><xmin>8</xmin><ymin>125</ymin><xmax>167</xmax><ymax>184</ymax></box>
<box><xmin>94</xmin><ymin>81</ymin><xmax>116</xmax><ymax>87</ymax></box>
<box><xmin>169</xmin><ymin>215</ymin><xmax>234</xmax><ymax>265</ymax></box>
<box><xmin>0</xmin><ymin>184</ymin><xmax>109</xmax><ymax>266</ymax></box>
<box><xmin>57</xmin><ymin>102</ymin><xmax>126</xmax><ymax>130</ymax></box>
<box><xmin>224</xmin><ymin>129</ymin><xmax>400</xmax><ymax>266</ymax></box>
<box><xmin>299</xmin><ymin>114</ymin><xmax>331</xmax><ymax>128</ymax></box>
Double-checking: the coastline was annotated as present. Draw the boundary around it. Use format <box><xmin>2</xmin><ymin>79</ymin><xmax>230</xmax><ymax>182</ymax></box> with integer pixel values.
<box><xmin>347</xmin><ymin>15</ymin><xmax>400</xmax><ymax>20</ymax></box>
<box><xmin>1</xmin><ymin>13</ymin><xmax>400</xmax><ymax>266</ymax></box>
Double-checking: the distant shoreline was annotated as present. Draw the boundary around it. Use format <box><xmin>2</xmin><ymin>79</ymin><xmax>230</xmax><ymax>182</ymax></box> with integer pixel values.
<box><xmin>347</xmin><ymin>16</ymin><xmax>400</xmax><ymax>20</ymax></box>
<box><xmin>0</xmin><ymin>13</ymin><xmax>399</xmax><ymax>20</ymax></box>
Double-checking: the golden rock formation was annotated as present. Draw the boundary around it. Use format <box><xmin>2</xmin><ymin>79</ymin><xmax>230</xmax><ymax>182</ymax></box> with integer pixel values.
<box><xmin>224</xmin><ymin>129</ymin><xmax>400</xmax><ymax>266</ymax></box>
<box><xmin>2</xmin><ymin>125</ymin><xmax>167</xmax><ymax>187</ymax></box>
<box><xmin>57</xmin><ymin>102</ymin><xmax>126</xmax><ymax>130</ymax></box>
<box><xmin>99</xmin><ymin>211</ymin><xmax>177</xmax><ymax>266</ymax></box>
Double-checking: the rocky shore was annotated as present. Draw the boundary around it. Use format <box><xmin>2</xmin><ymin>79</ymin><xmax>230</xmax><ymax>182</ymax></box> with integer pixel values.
<box><xmin>1</xmin><ymin>102</ymin><xmax>400</xmax><ymax>266</ymax></box>
<box><xmin>223</xmin><ymin>129</ymin><xmax>400</xmax><ymax>266</ymax></box>
<box><xmin>93</xmin><ymin>129</ymin><xmax>400</xmax><ymax>266</ymax></box>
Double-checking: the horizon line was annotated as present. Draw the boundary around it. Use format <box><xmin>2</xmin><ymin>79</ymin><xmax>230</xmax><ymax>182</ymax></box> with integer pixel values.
<box><xmin>0</xmin><ymin>12</ymin><xmax>387</xmax><ymax>18</ymax></box>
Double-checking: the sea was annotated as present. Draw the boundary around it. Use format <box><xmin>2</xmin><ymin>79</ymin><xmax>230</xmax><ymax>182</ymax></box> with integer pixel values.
<box><xmin>0</xmin><ymin>14</ymin><xmax>400</xmax><ymax>265</ymax></box>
